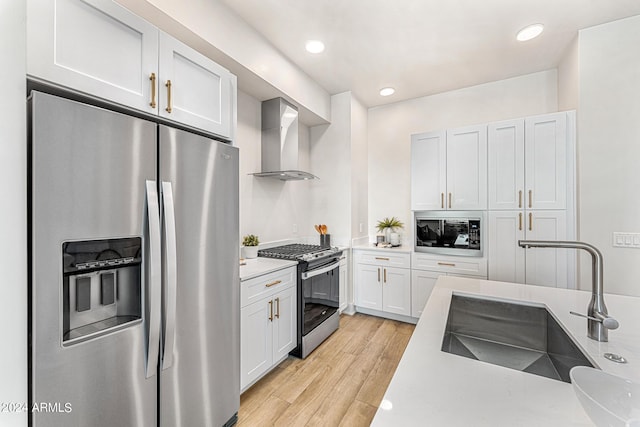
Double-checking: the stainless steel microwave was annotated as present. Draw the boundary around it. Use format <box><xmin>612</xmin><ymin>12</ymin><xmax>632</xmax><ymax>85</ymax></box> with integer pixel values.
<box><xmin>414</xmin><ymin>211</ymin><xmax>483</xmax><ymax>257</ymax></box>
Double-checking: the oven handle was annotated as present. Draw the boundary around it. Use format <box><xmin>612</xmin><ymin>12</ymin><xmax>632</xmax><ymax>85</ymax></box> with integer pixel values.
<box><xmin>301</xmin><ymin>259</ymin><xmax>341</xmax><ymax>280</ymax></box>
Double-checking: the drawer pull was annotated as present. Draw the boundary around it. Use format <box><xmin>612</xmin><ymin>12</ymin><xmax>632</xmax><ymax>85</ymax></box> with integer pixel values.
<box><xmin>437</xmin><ymin>262</ymin><xmax>456</xmax><ymax>267</ymax></box>
<box><xmin>265</xmin><ymin>280</ymin><xmax>282</xmax><ymax>288</ymax></box>
<box><xmin>375</xmin><ymin>257</ymin><xmax>390</xmax><ymax>261</ymax></box>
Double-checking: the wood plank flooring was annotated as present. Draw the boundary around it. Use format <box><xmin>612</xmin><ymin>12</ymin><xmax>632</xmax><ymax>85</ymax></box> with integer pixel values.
<box><xmin>238</xmin><ymin>313</ymin><xmax>415</xmax><ymax>427</ymax></box>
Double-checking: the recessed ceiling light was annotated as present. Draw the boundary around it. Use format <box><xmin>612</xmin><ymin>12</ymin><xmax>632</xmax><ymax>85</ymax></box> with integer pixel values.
<box><xmin>379</xmin><ymin>87</ymin><xmax>395</xmax><ymax>97</ymax></box>
<box><xmin>305</xmin><ymin>40</ymin><xmax>325</xmax><ymax>53</ymax></box>
<box><xmin>517</xmin><ymin>23</ymin><xmax>544</xmax><ymax>41</ymax></box>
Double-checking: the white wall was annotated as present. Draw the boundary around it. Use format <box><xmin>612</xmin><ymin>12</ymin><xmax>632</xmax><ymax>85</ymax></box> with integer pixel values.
<box><xmin>558</xmin><ymin>37</ymin><xmax>580</xmax><ymax>112</ymax></box>
<box><xmin>0</xmin><ymin>0</ymin><xmax>27</xmax><ymax>425</ymax></box>
<box><xmin>309</xmin><ymin>93</ymin><xmax>353</xmax><ymax>245</ymax></box>
<box><xmin>350</xmin><ymin>95</ymin><xmax>369</xmax><ymax>241</ymax></box>
<box><xmin>578</xmin><ymin>15</ymin><xmax>640</xmax><ymax>297</ymax></box>
<box><xmin>367</xmin><ymin>70</ymin><xmax>558</xmax><ymax>241</ymax></box>
<box><xmin>308</xmin><ymin>92</ymin><xmax>369</xmax><ymax>247</ymax></box>
<box><xmin>237</xmin><ymin>90</ymin><xmax>313</xmax><ymax>244</ymax></box>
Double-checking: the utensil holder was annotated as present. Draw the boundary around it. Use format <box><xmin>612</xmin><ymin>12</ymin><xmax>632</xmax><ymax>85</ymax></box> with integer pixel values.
<box><xmin>320</xmin><ymin>234</ymin><xmax>331</xmax><ymax>247</ymax></box>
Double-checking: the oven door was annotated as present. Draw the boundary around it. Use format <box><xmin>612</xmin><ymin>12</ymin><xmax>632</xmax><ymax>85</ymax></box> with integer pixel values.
<box><xmin>300</xmin><ymin>259</ymin><xmax>340</xmax><ymax>336</ymax></box>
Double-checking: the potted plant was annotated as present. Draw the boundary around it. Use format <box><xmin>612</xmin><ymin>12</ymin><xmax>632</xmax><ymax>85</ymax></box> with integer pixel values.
<box><xmin>242</xmin><ymin>234</ymin><xmax>259</xmax><ymax>259</ymax></box>
<box><xmin>376</xmin><ymin>217</ymin><xmax>404</xmax><ymax>245</ymax></box>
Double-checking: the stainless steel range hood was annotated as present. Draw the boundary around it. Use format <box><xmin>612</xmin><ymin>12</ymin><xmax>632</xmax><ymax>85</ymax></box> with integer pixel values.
<box><xmin>251</xmin><ymin>97</ymin><xmax>318</xmax><ymax>181</ymax></box>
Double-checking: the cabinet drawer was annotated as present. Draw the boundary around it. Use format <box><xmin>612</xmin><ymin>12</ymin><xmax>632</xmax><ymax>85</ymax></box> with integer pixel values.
<box><xmin>355</xmin><ymin>250</ymin><xmax>410</xmax><ymax>268</ymax></box>
<box><xmin>241</xmin><ymin>267</ymin><xmax>295</xmax><ymax>308</ymax></box>
<box><xmin>412</xmin><ymin>253</ymin><xmax>487</xmax><ymax>277</ymax></box>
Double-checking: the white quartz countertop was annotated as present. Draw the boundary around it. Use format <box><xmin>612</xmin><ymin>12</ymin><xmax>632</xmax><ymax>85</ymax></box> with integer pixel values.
<box><xmin>351</xmin><ymin>243</ymin><xmax>412</xmax><ymax>253</ymax></box>
<box><xmin>239</xmin><ymin>257</ymin><xmax>297</xmax><ymax>281</ymax></box>
<box><xmin>372</xmin><ymin>276</ymin><xmax>640</xmax><ymax>427</ymax></box>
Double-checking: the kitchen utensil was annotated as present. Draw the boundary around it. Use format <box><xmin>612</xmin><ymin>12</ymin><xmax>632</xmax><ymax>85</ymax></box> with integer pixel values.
<box><xmin>314</xmin><ymin>224</ymin><xmax>321</xmax><ymax>234</ymax></box>
<box><xmin>321</xmin><ymin>224</ymin><xmax>327</xmax><ymax>234</ymax></box>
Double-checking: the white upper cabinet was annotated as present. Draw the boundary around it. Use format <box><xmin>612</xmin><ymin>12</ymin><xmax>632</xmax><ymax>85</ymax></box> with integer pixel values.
<box><xmin>411</xmin><ymin>126</ymin><xmax>487</xmax><ymax>211</ymax></box>
<box><xmin>446</xmin><ymin>125</ymin><xmax>488</xmax><ymax>210</ymax></box>
<box><xmin>28</xmin><ymin>0</ymin><xmax>159</xmax><ymax>113</ymax></box>
<box><xmin>158</xmin><ymin>33</ymin><xmax>232</xmax><ymax>138</ymax></box>
<box><xmin>488</xmin><ymin>112</ymin><xmax>568</xmax><ymax>210</ymax></box>
<box><xmin>488</xmin><ymin>119</ymin><xmax>525</xmax><ymax>210</ymax></box>
<box><xmin>27</xmin><ymin>0</ymin><xmax>234</xmax><ymax>139</ymax></box>
<box><xmin>411</xmin><ymin>131</ymin><xmax>446</xmax><ymax>210</ymax></box>
<box><xmin>525</xmin><ymin>113</ymin><xmax>567</xmax><ymax>210</ymax></box>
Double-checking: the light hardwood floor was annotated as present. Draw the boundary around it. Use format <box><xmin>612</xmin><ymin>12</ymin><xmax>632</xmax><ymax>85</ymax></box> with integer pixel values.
<box><xmin>238</xmin><ymin>313</ymin><xmax>415</xmax><ymax>427</ymax></box>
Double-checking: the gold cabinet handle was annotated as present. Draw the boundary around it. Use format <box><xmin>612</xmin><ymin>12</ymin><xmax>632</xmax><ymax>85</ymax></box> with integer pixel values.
<box><xmin>275</xmin><ymin>297</ymin><xmax>280</xmax><ymax>319</ymax></box>
<box><xmin>165</xmin><ymin>80</ymin><xmax>172</xmax><ymax>113</ymax></box>
<box><xmin>437</xmin><ymin>262</ymin><xmax>456</xmax><ymax>267</ymax></box>
<box><xmin>383</xmin><ymin>268</ymin><xmax>387</xmax><ymax>283</ymax></box>
<box><xmin>149</xmin><ymin>73</ymin><xmax>157</xmax><ymax>108</ymax></box>
<box><xmin>441</xmin><ymin>193</ymin><xmax>444</xmax><ymax>209</ymax></box>
<box><xmin>528</xmin><ymin>190</ymin><xmax>532</xmax><ymax>208</ymax></box>
<box><xmin>268</xmin><ymin>300</ymin><xmax>273</xmax><ymax>322</ymax></box>
<box><xmin>265</xmin><ymin>280</ymin><xmax>282</xmax><ymax>288</ymax></box>
<box><xmin>377</xmin><ymin>268</ymin><xmax>381</xmax><ymax>282</ymax></box>
<box><xmin>448</xmin><ymin>192</ymin><xmax>452</xmax><ymax>209</ymax></box>
<box><xmin>375</xmin><ymin>257</ymin><xmax>390</xmax><ymax>261</ymax></box>
<box><xmin>529</xmin><ymin>213</ymin><xmax>533</xmax><ymax>231</ymax></box>
<box><xmin>519</xmin><ymin>213</ymin><xmax>523</xmax><ymax>231</ymax></box>
<box><xmin>518</xmin><ymin>190</ymin><xmax>522</xmax><ymax>208</ymax></box>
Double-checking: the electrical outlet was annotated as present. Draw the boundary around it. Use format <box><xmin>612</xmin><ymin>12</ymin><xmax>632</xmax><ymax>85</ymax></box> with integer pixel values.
<box><xmin>293</xmin><ymin>223</ymin><xmax>298</xmax><ymax>233</ymax></box>
<box><xmin>359</xmin><ymin>223</ymin><xmax>364</xmax><ymax>233</ymax></box>
<box><xmin>612</xmin><ymin>232</ymin><xmax>640</xmax><ymax>248</ymax></box>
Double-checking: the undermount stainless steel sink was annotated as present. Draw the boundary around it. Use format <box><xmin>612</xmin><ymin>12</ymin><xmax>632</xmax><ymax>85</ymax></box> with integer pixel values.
<box><xmin>441</xmin><ymin>294</ymin><xmax>596</xmax><ymax>383</ymax></box>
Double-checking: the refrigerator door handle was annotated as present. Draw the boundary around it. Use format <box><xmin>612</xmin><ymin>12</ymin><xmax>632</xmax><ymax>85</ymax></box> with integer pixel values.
<box><xmin>161</xmin><ymin>181</ymin><xmax>178</xmax><ymax>370</ymax></box>
<box><xmin>145</xmin><ymin>180</ymin><xmax>162</xmax><ymax>378</ymax></box>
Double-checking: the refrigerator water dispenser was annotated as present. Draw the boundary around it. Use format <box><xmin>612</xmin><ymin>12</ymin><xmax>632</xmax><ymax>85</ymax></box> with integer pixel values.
<box><xmin>62</xmin><ymin>237</ymin><xmax>143</xmax><ymax>345</ymax></box>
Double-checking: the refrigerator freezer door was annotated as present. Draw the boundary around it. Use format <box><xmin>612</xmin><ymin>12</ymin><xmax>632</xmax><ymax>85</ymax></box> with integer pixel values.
<box><xmin>158</xmin><ymin>126</ymin><xmax>240</xmax><ymax>426</ymax></box>
<box><xmin>30</xmin><ymin>92</ymin><xmax>158</xmax><ymax>427</ymax></box>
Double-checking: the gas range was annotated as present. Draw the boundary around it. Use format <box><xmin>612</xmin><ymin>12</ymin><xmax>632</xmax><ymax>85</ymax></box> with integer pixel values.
<box><xmin>258</xmin><ymin>243</ymin><xmax>341</xmax><ymax>263</ymax></box>
<box><xmin>258</xmin><ymin>243</ymin><xmax>343</xmax><ymax>359</ymax></box>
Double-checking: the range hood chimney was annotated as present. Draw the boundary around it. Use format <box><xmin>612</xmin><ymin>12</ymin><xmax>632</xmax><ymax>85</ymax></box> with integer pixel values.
<box><xmin>251</xmin><ymin>97</ymin><xmax>318</xmax><ymax>181</ymax></box>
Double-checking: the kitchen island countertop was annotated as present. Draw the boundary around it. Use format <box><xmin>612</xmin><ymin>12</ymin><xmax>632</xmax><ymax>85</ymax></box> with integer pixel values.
<box><xmin>372</xmin><ymin>276</ymin><xmax>640</xmax><ymax>426</ymax></box>
<box><xmin>239</xmin><ymin>257</ymin><xmax>298</xmax><ymax>281</ymax></box>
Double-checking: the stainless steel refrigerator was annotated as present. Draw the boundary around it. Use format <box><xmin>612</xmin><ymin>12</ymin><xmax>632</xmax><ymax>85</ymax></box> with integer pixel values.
<box><xmin>28</xmin><ymin>91</ymin><xmax>239</xmax><ymax>426</ymax></box>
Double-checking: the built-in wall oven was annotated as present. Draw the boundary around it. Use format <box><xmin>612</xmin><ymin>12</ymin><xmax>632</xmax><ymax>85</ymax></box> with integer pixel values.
<box><xmin>258</xmin><ymin>244</ymin><xmax>343</xmax><ymax>358</ymax></box>
<box><xmin>415</xmin><ymin>211</ymin><xmax>484</xmax><ymax>257</ymax></box>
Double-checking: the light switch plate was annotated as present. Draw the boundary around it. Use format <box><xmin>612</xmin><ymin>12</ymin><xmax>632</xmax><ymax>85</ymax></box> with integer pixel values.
<box><xmin>612</xmin><ymin>232</ymin><xmax>640</xmax><ymax>248</ymax></box>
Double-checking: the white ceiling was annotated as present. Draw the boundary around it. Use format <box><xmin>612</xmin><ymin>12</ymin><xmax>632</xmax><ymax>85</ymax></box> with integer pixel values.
<box><xmin>220</xmin><ymin>0</ymin><xmax>640</xmax><ymax>108</ymax></box>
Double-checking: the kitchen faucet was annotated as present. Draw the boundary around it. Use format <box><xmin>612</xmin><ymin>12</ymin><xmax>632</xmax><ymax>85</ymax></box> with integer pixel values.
<box><xmin>518</xmin><ymin>240</ymin><xmax>619</xmax><ymax>342</ymax></box>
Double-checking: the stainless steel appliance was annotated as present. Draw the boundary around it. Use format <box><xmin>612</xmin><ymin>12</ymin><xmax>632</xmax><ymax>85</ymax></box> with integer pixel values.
<box><xmin>258</xmin><ymin>244</ymin><xmax>342</xmax><ymax>358</ymax></box>
<box><xmin>28</xmin><ymin>92</ymin><xmax>239</xmax><ymax>427</ymax></box>
<box><xmin>415</xmin><ymin>211</ymin><xmax>483</xmax><ymax>257</ymax></box>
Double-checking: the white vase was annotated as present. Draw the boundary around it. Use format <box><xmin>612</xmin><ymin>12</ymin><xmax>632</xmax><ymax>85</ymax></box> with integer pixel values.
<box><xmin>243</xmin><ymin>246</ymin><xmax>258</xmax><ymax>259</ymax></box>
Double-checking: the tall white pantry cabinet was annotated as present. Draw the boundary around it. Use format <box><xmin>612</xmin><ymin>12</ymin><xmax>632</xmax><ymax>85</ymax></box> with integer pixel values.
<box><xmin>411</xmin><ymin>111</ymin><xmax>576</xmax><ymax>289</ymax></box>
<box><xmin>487</xmin><ymin>112</ymin><xmax>576</xmax><ymax>288</ymax></box>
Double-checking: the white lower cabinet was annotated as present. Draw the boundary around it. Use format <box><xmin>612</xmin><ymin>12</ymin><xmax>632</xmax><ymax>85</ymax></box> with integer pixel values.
<box><xmin>488</xmin><ymin>210</ymin><xmax>570</xmax><ymax>287</ymax></box>
<box><xmin>354</xmin><ymin>250</ymin><xmax>411</xmax><ymax>317</ymax></box>
<box><xmin>410</xmin><ymin>253</ymin><xmax>488</xmax><ymax>318</ymax></box>
<box><xmin>411</xmin><ymin>270</ymin><xmax>439</xmax><ymax>318</ymax></box>
<box><xmin>240</xmin><ymin>266</ymin><xmax>296</xmax><ymax>392</ymax></box>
